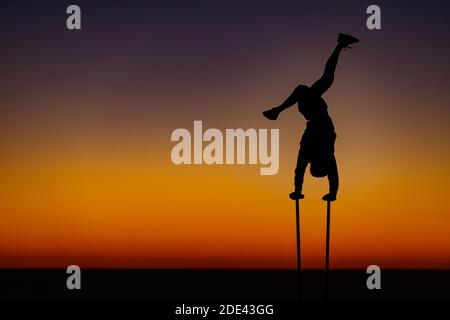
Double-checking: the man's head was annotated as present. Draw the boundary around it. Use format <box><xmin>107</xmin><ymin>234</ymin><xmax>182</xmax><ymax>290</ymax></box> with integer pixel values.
<box><xmin>310</xmin><ymin>160</ymin><xmax>328</xmax><ymax>178</ymax></box>
<box><xmin>310</xmin><ymin>154</ymin><xmax>334</xmax><ymax>178</ymax></box>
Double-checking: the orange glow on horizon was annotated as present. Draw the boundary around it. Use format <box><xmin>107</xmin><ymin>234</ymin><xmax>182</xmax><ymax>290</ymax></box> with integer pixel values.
<box><xmin>1</xmin><ymin>119</ymin><xmax>449</xmax><ymax>269</ymax></box>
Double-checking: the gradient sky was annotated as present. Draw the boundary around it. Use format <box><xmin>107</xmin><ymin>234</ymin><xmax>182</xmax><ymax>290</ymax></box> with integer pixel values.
<box><xmin>0</xmin><ymin>0</ymin><xmax>449</xmax><ymax>269</ymax></box>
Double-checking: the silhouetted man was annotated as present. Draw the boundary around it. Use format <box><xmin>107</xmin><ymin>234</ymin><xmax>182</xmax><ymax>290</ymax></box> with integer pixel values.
<box><xmin>263</xmin><ymin>33</ymin><xmax>359</xmax><ymax>201</ymax></box>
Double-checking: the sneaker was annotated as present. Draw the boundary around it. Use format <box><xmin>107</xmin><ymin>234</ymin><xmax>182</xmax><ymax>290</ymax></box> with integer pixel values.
<box><xmin>263</xmin><ymin>108</ymin><xmax>279</xmax><ymax>121</ymax></box>
<box><xmin>338</xmin><ymin>33</ymin><xmax>359</xmax><ymax>48</ymax></box>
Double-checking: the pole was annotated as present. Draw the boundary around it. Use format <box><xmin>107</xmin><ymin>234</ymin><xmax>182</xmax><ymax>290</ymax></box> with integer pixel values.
<box><xmin>325</xmin><ymin>200</ymin><xmax>331</xmax><ymax>300</ymax></box>
<box><xmin>295</xmin><ymin>199</ymin><xmax>301</xmax><ymax>300</ymax></box>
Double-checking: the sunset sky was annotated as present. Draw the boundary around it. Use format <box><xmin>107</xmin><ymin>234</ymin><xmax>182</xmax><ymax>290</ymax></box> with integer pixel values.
<box><xmin>0</xmin><ymin>0</ymin><xmax>449</xmax><ymax>269</ymax></box>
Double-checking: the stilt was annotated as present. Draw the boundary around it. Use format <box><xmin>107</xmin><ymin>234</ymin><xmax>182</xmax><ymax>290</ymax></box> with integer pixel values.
<box><xmin>325</xmin><ymin>200</ymin><xmax>331</xmax><ymax>300</ymax></box>
<box><xmin>295</xmin><ymin>199</ymin><xmax>301</xmax><ymax>300</ymax></box>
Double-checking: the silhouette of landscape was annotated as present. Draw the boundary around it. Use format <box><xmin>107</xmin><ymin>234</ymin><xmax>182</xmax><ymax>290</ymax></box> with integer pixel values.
<box><xmin>2</xmin><ymin>269</ymin><xmax>449</xmax><ymax>301</ymax></box>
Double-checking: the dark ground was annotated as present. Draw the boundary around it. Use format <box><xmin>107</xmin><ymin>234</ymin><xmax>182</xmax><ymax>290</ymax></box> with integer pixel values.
<box><xmin>1</xmin><ymin>269</ymin><xmax>449</xmax><ymax>300</ymax></box>
<box><xmin>1</xmin><ymin>269</ymin><xmax>449</xmax><ymax>317</ymax></box>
